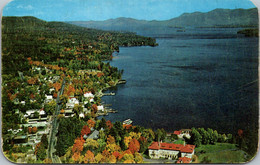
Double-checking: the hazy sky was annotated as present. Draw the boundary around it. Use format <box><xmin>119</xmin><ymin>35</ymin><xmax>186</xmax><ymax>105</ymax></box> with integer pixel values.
<box><xmin>2</xmin><ymin>0</ymin><xmax>257</xmax><ymax>21</ymax></box>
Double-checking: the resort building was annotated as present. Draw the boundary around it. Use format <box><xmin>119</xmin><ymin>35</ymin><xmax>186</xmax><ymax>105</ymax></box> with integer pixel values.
<box><xmin>148</xmin><ymin>142</ymin><xmax>195</xmax><ymax>160</ymax></box>
<box><xmin>173</xmin><ymin>129</ymin><xmax>192</xmax><ymax>139</ymax></box>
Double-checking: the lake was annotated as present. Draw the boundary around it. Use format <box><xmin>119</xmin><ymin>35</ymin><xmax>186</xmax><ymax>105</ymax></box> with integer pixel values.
<box><xmin>101</xmin><ymin>27</ymin><xmax>258</xmax><ymax>133</ymax></box>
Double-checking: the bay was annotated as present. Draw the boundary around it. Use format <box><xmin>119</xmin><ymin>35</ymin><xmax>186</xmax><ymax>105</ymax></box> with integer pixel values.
<box><xmin>101</xmin><ymin>27</ymin><xmax>258</xmax><ymax>133</ymax></box>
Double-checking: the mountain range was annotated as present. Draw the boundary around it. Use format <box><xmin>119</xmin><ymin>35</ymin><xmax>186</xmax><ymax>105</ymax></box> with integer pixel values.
<box><xmin>68</xmin><ymin>8</ymin><xmax>258</xmax><ymax>32</ymax></box>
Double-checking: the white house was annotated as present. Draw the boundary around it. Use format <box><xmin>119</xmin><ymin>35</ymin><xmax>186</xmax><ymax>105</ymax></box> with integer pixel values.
<box><xmin>45</xmin><ymin>95</ymin><xmax>53</xmax><ymax>103</ymax></box>
<box><xmin>68</xmin><ymin>97</ymin><xmax>79</xmax><ymax>104</ymax></box>
<box><xmin>148</xmin><ymin>142</ymin><xmax>195</xmax><ymax>161</ymax></box>
<box><xmin>97</xmin><ymin>105</ymin><xmax>104</xmax><ymax>112</ymax></box>
<box><xmin>173</xmin><ymin>129</ymin><xmax>192</xmax><ymax>139</ymax></box>
<box><xmin>21</xmin><ymin>101</ymin><xmax>26</xmax><ymax>105</ymax></box>
<box><xmin>84</xmin><ymin>91</ymin><xmax>94</xmax><ymax>98</ymax></box>
<box><xmin>79</xmin><ymin>112</ymin><xmax>85</xmax><ymax>118</ymax></box>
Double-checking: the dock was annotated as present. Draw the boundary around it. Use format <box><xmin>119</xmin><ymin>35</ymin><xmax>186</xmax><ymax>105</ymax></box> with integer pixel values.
<box><xmin>103</xmin><ymin>92</ymin><xmax>115</xmax><ymax>96</ymax></box>
<box><xmin>118</xmin><ymin>80</ymin><xmax>127</xmax><ymax>84</ymax></box>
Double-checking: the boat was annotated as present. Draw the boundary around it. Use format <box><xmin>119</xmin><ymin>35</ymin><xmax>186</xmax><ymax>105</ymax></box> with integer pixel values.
<box><xmin>123</xmin><ymin>119</ymin><xmax>133</xmax><ymax>125</ymax></box>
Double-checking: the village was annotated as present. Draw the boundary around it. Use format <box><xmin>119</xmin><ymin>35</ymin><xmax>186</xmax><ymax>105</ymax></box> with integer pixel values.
<box><xmin>6</xmin><ymin>64</ymin><xmax>196</xmax><ymax>163</ymax></box>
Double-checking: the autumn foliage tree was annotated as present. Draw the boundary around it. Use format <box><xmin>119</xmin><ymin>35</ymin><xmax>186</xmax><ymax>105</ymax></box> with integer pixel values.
<box><xmin>53</xmin><ymin>82</ymin><xmax>61</xmax><ymax>92</ymax></box>
<box><xmin>72</xmin><ymin>138</ymin><xmax>84</xmax><ymax>153</ymax></box>
<box><xmin>83</xmin><ymin>150</ymin><xmax>95</xmax><ymax>163</ymax></box>
<box><xmin>81</xmin><ymin>125</ymin><xmax>91</xmax><ymax>137</ymax></box>
<box><xmin>128</xmin><ymin>138</ymin><xmax>140</xmax><ymax>154</ymax></box>
<box><xmin>87</xmin><ymin>119</ymin><xmax>96</xmax><ymax>129</ymax></box>
<box><xmin>106</xmin><ymin>120</ymin><xmax>113</xmax><ymax>130</ymax></box>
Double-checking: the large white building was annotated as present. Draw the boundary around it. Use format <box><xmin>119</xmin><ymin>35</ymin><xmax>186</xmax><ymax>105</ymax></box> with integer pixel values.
<box><xmin>148</xmin><ymin>142</ymin><xmax>195</xmax><ymax>161</ymax></box>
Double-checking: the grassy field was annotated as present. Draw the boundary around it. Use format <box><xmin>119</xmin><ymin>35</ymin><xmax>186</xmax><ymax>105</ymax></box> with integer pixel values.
<box><xmin>195</xmin><ymin>143</ymin><xmax>248</xmax><ymax>163</ymax></box>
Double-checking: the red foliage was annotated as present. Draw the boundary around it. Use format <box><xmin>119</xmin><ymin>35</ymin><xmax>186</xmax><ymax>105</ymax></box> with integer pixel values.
<box><xmin>81</xmin><ymin>125</ymin><xmax>91</xmax><ymax>137</ymax></box>
<box><xmin>53</xmin><ymin>92</ymin><xmax>58</xmax><ymax>98</ymax></box>
<box><xmin>97</xmin><ymin>72</ymin><xmax>104</xmax><ymax>77</ymax></box>
<box><xmin>91</xmin><ymin>104</ymin><xmax>98</xmax><ymax>113</ymax></box>
<box><xmin>123</xmin><ymin>124</ymin><xmax>132</xmax><ymax>130</ymax></box>
<box><xmin>238</xmin><ymin>129</ymin><xmax>243</xmax><ymax>137</ymax></box>
<box><xmin>128</xmin><ymin>138</ymin><xmax>140</xmax><ymax>154</ymax></box>
<box><xmin>106</xmin><ymin>120</ymin><xmax>113</xmax><ymax>129</ymax></box>
<box><xmin>112</xmin><ymin>151</ymin><xmax>121</xmax><ymax>159</ymax></box>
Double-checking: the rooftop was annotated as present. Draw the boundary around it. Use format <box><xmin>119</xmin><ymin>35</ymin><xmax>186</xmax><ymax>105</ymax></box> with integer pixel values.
<box><xmin>148</xmin><ymin>142</ymin><xmax>195</xmax><ymax>153</ymax></box>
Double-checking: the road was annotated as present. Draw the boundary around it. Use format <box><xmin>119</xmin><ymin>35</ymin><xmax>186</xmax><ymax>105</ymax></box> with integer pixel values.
<box><xmin>47</xmin><ymin>78</ymin><xmax>66</xmax><ymax>163</ymax></box>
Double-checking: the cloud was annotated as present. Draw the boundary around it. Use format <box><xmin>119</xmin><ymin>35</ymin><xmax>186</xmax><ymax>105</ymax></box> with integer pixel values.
<box><xmin>17</xmin><ymin>5</ymin><xmax>34</xmax><ymax>10</ymax></box>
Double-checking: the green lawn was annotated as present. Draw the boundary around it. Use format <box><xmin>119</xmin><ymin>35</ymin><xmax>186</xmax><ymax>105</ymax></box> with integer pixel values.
<box><xmin>196</xmin><ymin>143</ymin><xmax>248</xmax><ymax>163</ymax></box>
<box><xmin>173</xmin><ymin>140</ymin><xmax>185</xmax><ymax>145</ymax></box>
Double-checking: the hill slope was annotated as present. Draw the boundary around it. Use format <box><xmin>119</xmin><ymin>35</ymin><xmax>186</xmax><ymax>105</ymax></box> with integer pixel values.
<box><xmin>69</xmin><ymin>8</ymin><xmax>258</xmax><ymax>31</ymax></box>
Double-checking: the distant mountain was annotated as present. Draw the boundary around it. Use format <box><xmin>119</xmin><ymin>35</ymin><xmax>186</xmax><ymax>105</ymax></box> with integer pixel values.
<box><xmin>68</xmin><ymin>8</ymin><xmax>258</xmax><ymax>32</ymax></box>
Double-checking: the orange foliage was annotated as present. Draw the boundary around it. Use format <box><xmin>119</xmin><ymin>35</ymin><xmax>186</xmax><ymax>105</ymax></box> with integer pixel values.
<box><xmin>53</xmin><ymin>92</ymin><xmax>58</xmax><ymax>98</ymax></box>
<box><xmin>27</xmin><ymin>77</ymin><xmax>38</xmax><ymax>85</ymax></box>
<box><xmin>106</xmin><ymin>120</ymin><xmax>113</xmax><ymax>129</ymax></box>
<box><xmin>87</xmin><ymin>119</ymin><xmax>96</xmax><ymax>128</ymax></box>
<box><xmin>128</xmin><ymin>138</ymin><xmax>140</xmax><ymax>154</ymax></box>
<box><xmin>34</xmin><ymin>142</ymin><xmax>43</xmax><ymax>155</ymax></box>
<box><xmin>60</xmin><ymin>109</ymin><xmax>65</xmax><ymax>114</ymax></box>
<box><xmin>66</xmin><ymin>85</ymin><xmax>76</xmax><ymax>96</ymax></box>
<box><xmin>91</xmin><ymin>104</ymin><xmax>98</xmax><ymax>113</ymax></box>
<box><xmin>72</xmin><ymin>151</ymin><xmax>81</xmax><ymax>162</ymax></box>
<box><xmin>83</xmin><ymin>150</ymin><xmax>95</xmax><ymax>163</ymax></box>
<box><xmin>81</xmin><ymin>125</ymin><xmax>91</xmax><ymax>137</ymax></box>
<box><xmin>32</xmin><ymin>127</ymin><xmax>38</xmax><ymax>134</ymax></box>
<box><xmin>28</xmin><ymin>127</ymin><xmax>32</xmax><ymax>134</ymax></box>
<box><xmin>123</xmin><ymin>124</ymin><xmax>132</xmax><ymax>130</ymax></box>
<box><xmin>72</xmin><ymin>137</ymin><xmax>84</xmax><ymax>154</ymax></box>
<box><xmin>53</xmin><ymin>82</ymin><xmax>61</xmax><ymax>92</ymax></box>
<box><xmin>107</xmin><ymin>135</ymin><xmax>115</xmax><ymax>144</ymax></box>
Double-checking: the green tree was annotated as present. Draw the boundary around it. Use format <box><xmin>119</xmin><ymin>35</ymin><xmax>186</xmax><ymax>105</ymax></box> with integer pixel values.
<box><xmin>35</xmin><ymin>142</ymin><xmax>46</xmax><ymax>160</ymax></box>
<box><xmin>191</xmin><ymin>128</ymin><xmax>202</xmax><ymax>147</ymax></box>
<box><xmin>41</xmin><ymin>134</ymin><xmax>48</xmax><ymax>149</ymax></box>
<box><xmin>44</xmin><ymin>100</ymin><xmax>56</xmax><ymax>115</ymax></box>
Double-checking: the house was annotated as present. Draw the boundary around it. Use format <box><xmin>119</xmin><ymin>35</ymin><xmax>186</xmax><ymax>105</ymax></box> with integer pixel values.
<box><xmin>87</xmin><ymin>130</ymin><xmax>99</xmax><ymax>140</ymax></box>
<box><xmin>21</xmin><ymin>101</ymin><xmax>26</xmax><ymax>105</ymax></box>
<box><xmin>24</xmin><ymin>110</ymin><xmax>37</xmax><ymax>118</ymax></box>
<box><xmin>64</xmin><ymin>109</ymin><xmax>74</xmax><ymax>118</ymax></box>
<box><xmin>45</xmin><ymin>95</ymin><xmax>53</xmax><ymax>103</ymax></box>
<box><xmin>97</xmin><ymin>105</ymin><xmax>104</xmax><ymax>112</ymax></box>
<box><xmin>84</xmin><ymin>91</ymin><xmax>94</xmax><ymax>98</ymax></box>
<box><xmin>173</xmin><ymin>129</ymin><xmax>192</xmax><ymax>139</ymax></box>
<box><xmin>68</xmin><ymin>97</ymin><xmax>79</xmax><ymax>104</ymax></box>
<box><xmin>66</xmin><ymin>97</ymin><xmax>80</xmax><ymax>108</ymax></box>
<box><xmin>148</xmin><ymin>142</ymin><xmax>195</xmax><ymax>161</ymax></box>
<box><xmin>79</xmin><ymin>112</ymin><xmax>85</xmax><ymax>118</ymax></box>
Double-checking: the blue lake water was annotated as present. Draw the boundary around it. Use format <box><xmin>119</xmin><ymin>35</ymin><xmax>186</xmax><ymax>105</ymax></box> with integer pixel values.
<box><xmin>101</xmin><ymin>28</ymin><xmax>258</xmax><ymax>133</ymax></box>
